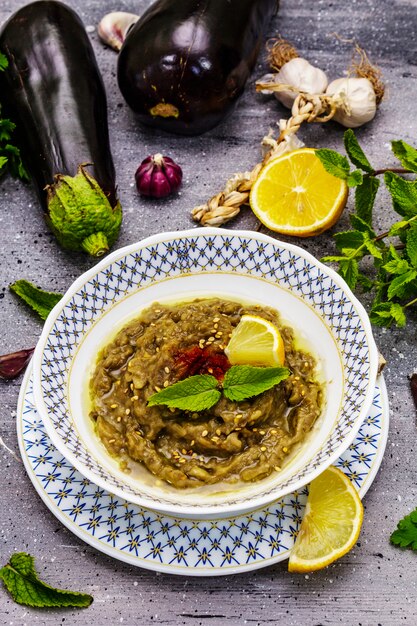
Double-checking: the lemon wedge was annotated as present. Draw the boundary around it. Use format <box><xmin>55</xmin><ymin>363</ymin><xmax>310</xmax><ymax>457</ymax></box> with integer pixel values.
<box><xmin>288</xmin><ymin>466</ymin><xmax>364</xmax><ymax>573</ymax></box>
<box><xmin>225</xmin><ymin>314</ymin><xmax>285</xmax><ymax>367</ymax></box>
<box><xmin>250</xmin><ymin>148</ymin><xmax>348</xmax><ymax>237</ymax></box>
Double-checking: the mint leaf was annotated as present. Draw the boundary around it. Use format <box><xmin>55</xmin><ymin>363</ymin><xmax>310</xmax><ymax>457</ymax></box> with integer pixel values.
<box><xmin>0</xmin><ymin>552</ymin><xmax>93</xmax><ymax>608</ymax></box>
<box><xmin>384</xmin><ymin>172</ymin><xmax>417</xmax><ymax>218</ymax></box>
<box><xmin>223</xmin><ymin>365</ymin><xmax>290</xmax><ymax>402</ymax></box>
<box><xmin>389</xmin><ymin>220</ymin><xmax>409</xmax><ymax>237</ymax></box>
<box><xmin>344</xmin><ymin>129</ymin><xmax>373</xmax><ymax>172</ymax></box>
<box><xmin>390</xmin><ymin>508</ymin><xmax>417</xmax><ymax>549</ymax></box>
<box><xmin>406</xmin><ymin>223</ymin><xmax>417</xmax><ymax>267</ymax></box>
<box><xmin>363</xmin><ymin>233</ymin><xmax>383</xmax><ymax>260</ymax></box>
<box><xmin>347</xmin><ymin>170</ymin><xmax>363</xmax><ymax>187</ymax></box>
<box><xmin>0</xmin><ymin>53</ymin><xmax>8</xmax><ymax>71</ymax></box>
<box><xmin>350</xmin><ymin>214</ymin><xmax>376</xmax><ymax>237</ymax></box>
<box><xmin>0</xmin><ymin>119</ymin><xmax>15</xmax><ymax>142</ymax></box>
<box><xmin>357</xmin><ymin>272</ymin><xmax>374</xmax><ymax>291</ymax></box>
<box><xmin>391</xmin><ymin>140</ymin><xmax>417</xmax><ymax>173</ymax></box>
<box><xmin>387</xmin><ymin>269</ymin><xmax>417</xmax><ymax>299</ymax></box>
<box><xmin>316</xmin><ymin>148</ymin><xmax>350</xmax><ymax>179</ymax></box>
<box><xmin>148</xmin><ymin>375</ymin><xmax>221</xmax><ymax>411</ymax></box>
<box><xmin>369</xmin><ymin>302</ymin><xmax>394</xmax><ymax>326</ymax></box>
<box><xmin>383</xmin><ymin>258</ymin><xmax>411</xmax><ymax>275</ymax></box>
<box><xmin>333</xmin><ymin>230</ymin><xmax>365</xmax><ymax>251</ymax></box>
<box><xmin>355</xmin><ymin>176</ymin><xmax>380</xmax><ymax>224</ymax></box>
<box><xmin>338</xmin><ymin>257</ymin><xmax>359</xmax><ymax>289</ymax></box>
<box><xmin>10</xmin><ymin>280</ymin><xmax>62</xmax><ymax>320</ymax></box>
<box><xmin>390</xmin><ymin>303</ymin><xmax>407</xmax><ymax>327</ymax></box>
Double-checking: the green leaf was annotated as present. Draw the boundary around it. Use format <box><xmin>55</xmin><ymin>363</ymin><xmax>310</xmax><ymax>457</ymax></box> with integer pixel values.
<box><xmin>363</xmin><ymin>233</ymin><xmax>383</xmax><ymax>260</ymax></box>
<box><xmin>0</xmin><ymin>552</ymin><xmax>93</xmax><ymax>608</ymax></box>
<box><xmin>315</xmin><ymin>148</ymin><xmax>350</xmax><ymax>180</ymax></box>
<box><xmin>384</xmin><ymin>172</ymin><xmax>417</xmax><ymax>218</ymax></box>
<box><xmin>0</xmin><ymin>53</ymin><xmax>8</xmax><ymax>71</ymax></box>
<box><xmin>357</xmin><ymin>272</ymin><xmax>374</xmax><ymax>291</ymax></box>
<box><xmin>347</xmin><ymin>170</ymin><xmax>364</xmax><ymax>187</ymax></box>
<box><xmin>222</xmin><ymin>365</ymin><xmax>290</xmax><ymax>402</ymax></box>
<box><xmin>383</xmin><ymin>258</ymin><xmax>411</xmax><ymax>275</ymax></box>
<box><xmin>148</xmin><ymin>375</ymin><xmax>221</xmax><ymax>411</ymax></box>
<box><xmin>387</xmin><ymin>269</ymin><xmax>417</xmax><ymax>299</ymax></box>
<box><xmin>390</xmin><ymin>303</ymin><xmax>407</xmax><ymax>327</ymax></box>
<box><xmin>406</xmin><ymin>223</ymin><xmax>417</xmax><ymax>267</ymax></box>
<box><xmin>321</xmin><ymin>255</ymin><xmax>349</xmax><ymax>263</ymax></box>
<box><xmin>344</xmin><ymin>129</ymin><xmax>373</xmax><ymax>172</ymax></box>
<box><xmin>389</xmin><ymin>220</ymin><xmax>410</xmax><ymax>237</ymax></box>
<box><xmin>369</xmin><ymin>302</ymin><xmax>394</xmax><ymax>327</ymax></box>
<box><xmin>338</xmin><ymin>258</ymin><xmax>359</xmax><ymax>289</ymax></box>
<box><xmin>10</xmin><ymin>280</ymin><xmax>63</xmax><ymax>320</ymax></box>
<box><xmin>355</xmin><ymin>176</ymin><xmax>380</xmax><ymax>225</ymax></box>
<box><xmin>0</xmin><ymin>118</ymin><xmax>15</xmax><ymax>142</ymax></box>
<box><xmin>350</xmin><ymin>214</ymin><xmax>376</xmax><ymax>237</ymax></box>
<box><xmin>390</xmin><ymin>508</ymin><xmax>417</xmax><ymax>550</ymax></box>
<box><xmin>333</xmin><ymin>230</ymin><xmax>365</xmax><ymax>251</ymax></box>
<box><xmin>391</xmin><ymin>140</ymin><xmax>417</xmax><ymax>173</ymax></box>
<box><xmin>0</xmin><ymin>155</ymin><xmax>8</xmax><ymax>170</ymax></box>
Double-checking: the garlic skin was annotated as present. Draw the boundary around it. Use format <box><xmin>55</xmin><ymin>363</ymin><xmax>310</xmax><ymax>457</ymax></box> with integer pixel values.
<box><xmin>98</xmin><ymin>12</ymin><xmax>139</xmax><ymax>51</ymax></box>
<box><xmin>326</xmin><ymin>77</ymin><xmax>377</xmax><ymax>128</ymax></box>
<box><xmin>275</xmin><ymin>58</ymin><xmax>328</xmax><ymax>108</ymax></box>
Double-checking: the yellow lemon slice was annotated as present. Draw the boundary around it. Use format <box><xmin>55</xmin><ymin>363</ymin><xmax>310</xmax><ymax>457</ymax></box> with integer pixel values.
<box><xmin>225</xmin><ymin>314</ymin><xmax>285</xmax><ymax>367</ymax></box>
<box><xmin>288</xmin><ymin>466</ymin><xmax>364</xmax><ymax>573</ymax></box>
<box><xmin>250</xmin><ymin>148</ymin><xmax>348</xmax><ymax>237</ymax></box>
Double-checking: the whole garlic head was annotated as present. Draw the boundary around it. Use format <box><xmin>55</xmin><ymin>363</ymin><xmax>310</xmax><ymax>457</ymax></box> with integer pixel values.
<box><xmin>275</xmin><ymin>58</ymin><xmax>328</xmax><ymax>108</ymax></box>
<box><xmin>326</xmin><ymin>77</ymin><xmax>377</xmax><ymax>128</ymax></box>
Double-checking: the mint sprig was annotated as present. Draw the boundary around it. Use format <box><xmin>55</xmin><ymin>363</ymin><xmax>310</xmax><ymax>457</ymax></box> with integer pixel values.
<box><xmin>390</xmin><ymin>508</ymin><xmax>417</xmax><ymax>551</ymax></box>
<box><xmin>0</xmin><ymin>552</ymin><xmax>93</xmax><ymax>608</ymax></box>
<box><xmin>148</xmin><ymin>374</ymin><xmax>221</xmax><ymax>411</ymax></box>
<box><xmin>148</xmin><ymin>365</ymin><xmax>290</xmax><ymax>411</ymax></box>
<box><xmin>317</xmin><ymin>129</ymin><xmax>417</xmax><ymax>328</ymax></box>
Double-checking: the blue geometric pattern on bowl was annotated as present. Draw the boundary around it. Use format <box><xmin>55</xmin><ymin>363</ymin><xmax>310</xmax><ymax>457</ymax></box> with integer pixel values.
<box><xmin>35</xmin><ymin>230</ymin><xmax>377</xmax><ymax>509</ymax></box>
<box><xmin>21</xmin><ymin>372</ymin><xmax>386</xmax><ymax>575</ymax></box>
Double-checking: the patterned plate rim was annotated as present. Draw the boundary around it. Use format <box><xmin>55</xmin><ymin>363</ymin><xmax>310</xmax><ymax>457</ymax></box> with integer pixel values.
<box><xmin>17</xmin><ymin>363</ymin><xmax>389</xmax><ymax>577</ymax></box>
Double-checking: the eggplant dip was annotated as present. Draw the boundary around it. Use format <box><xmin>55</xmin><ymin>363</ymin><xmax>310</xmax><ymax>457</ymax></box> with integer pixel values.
<box><xmin>89</xmin><ymin>298</ymin><xmax>323</xmax><ymax>488</ymax></box>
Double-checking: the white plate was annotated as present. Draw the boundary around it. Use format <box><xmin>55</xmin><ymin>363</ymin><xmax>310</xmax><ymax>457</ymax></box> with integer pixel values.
<box><xmin>18</xmin><ymin>364</ymin><xmax>389</xmax><ymax>576</ymax></box>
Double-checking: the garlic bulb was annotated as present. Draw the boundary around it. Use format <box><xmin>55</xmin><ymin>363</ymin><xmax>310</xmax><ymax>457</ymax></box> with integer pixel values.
<box><xmin>326</xmin><ymin>77</ymin><xmax>377</xmax><ymax>128</ymax></box>
<box><xmin>275</xmin><ymin>58</ymin><xmax>328</xmax><ymax>108</ymax></box>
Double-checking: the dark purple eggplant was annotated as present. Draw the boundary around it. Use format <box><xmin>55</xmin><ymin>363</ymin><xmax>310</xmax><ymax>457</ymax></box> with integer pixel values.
<box><xmin>117</xmin><ymin>0</ymin><xmax>279</xmax><ymax>135</ymax></box>
<box><xmin>0</xmin><ymin>1</ymin><xmax>122</xmax><ymax>257</ymax></box>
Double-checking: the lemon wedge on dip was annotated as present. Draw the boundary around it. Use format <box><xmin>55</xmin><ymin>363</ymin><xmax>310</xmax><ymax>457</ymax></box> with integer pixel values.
<box><xmin>225</xmin><ymin>314</ymin><xmax>285</xmax><ymax>367</ymax></box>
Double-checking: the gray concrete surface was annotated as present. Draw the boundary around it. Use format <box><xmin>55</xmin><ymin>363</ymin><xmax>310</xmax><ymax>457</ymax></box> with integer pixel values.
<box><xmin>1</xmin><ymin>0</ymin><xmax>417</xmax><ymax>624</ymax></box>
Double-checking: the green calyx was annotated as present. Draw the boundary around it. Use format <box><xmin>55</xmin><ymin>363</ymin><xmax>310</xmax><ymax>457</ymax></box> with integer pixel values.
<box><xmin>45</xmin><ymin>164</ymin><xmax>122</xmax><ymax>257</ymax></box>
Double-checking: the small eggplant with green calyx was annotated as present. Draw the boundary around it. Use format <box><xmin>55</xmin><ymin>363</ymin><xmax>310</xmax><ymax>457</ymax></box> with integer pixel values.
<box><xmin>0</xmin><ymin>1</ymin><xmax>122</xmax><ymax>258</ymax></box>
<box><xmin>116</xmin><ymin>0</ymin><xmax>279</xmax><ymax>135</ymax></box>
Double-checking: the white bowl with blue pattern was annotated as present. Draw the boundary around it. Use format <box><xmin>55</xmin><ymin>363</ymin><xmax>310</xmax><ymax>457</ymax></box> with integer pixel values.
<box><xmin>32</xmin><ymin>228</ymin><xmax>378</xmax><ymax>518</ymax></box>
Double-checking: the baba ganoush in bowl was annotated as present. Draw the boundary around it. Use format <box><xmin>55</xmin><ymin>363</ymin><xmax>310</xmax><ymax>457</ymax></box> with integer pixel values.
<box><xmin>32</xmin><ymin>228</ymin><xmax>378</xmax><ymax>517</ymax></box>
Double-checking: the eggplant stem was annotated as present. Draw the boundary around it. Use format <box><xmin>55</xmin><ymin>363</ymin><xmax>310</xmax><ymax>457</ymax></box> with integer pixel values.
<box><xmin>81</xmin><ymin>232</ymin><xmax>109</xmax><ymax>257</ymax></box>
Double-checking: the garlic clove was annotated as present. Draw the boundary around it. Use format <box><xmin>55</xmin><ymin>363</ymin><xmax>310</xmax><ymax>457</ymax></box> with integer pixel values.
<box><xmin>98</xmin><ymin>12</ymin><xmax>140</xmax><ymax>52</ymax></box>
<box><xmin>256</xmin><ymin>73</ymin><xmax>278</xmax><ymax>95</ymax></box>
<box><xmin>326</xmin><ymin>77</ymin><xmax>377</xmax><ymax>128</ymax></box>
<box><xmin>275</xmin><ymin>58</ymin><xmax>328</xmax><ymax>109</ymax></box>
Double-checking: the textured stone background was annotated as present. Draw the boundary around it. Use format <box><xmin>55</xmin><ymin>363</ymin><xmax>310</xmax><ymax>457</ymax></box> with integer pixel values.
<box><xmin>1</xmin><ymin>0</ymin><xmax>417</xmax><ymax>624</ymax></box>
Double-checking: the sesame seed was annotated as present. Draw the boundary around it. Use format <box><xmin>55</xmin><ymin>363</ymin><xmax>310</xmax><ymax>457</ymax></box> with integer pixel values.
<box><xmin>271</xmin><ymin>429</ymin><xmax>277</xmax><ymax>434</ymax></box>
<box><xmin>125</xmin><ymin>408</ymin><xmax>130</xmax><ymax>415</ymax></box>
<box><xmin>214</xmin><ymin>323</ymin><xmax>218</xmax><ymax>329</ymax></box>
<box><xmin>208</xmin><ymin>336</ymin><xmax>215</xmax><ymax>342</ymax></box>
<box><xmin>156</xmin><ymin>347</ymin><xmax>160</xmax><ymax>352</ymax></box>
<box><xmin>164</xmin><ymin>366</ymin><xmax>170</xmax><ymax>374</ymax></box>
<box><xmin>130</xmin><ymin>384</ymin><xmax>134</xmax><ymax>390</ymax></box>
<box><xmin>211</xmin><ymin>436</ymin><xmax>219</xmax><ymax>442</ymax></box>
<box><xmin>259</xmin><ymin>430</ymin><xmax>266</xmax><ymax>435</ymax></box>
<box><xmin>192</xmin><ymin>453</ymin><xmax>198</xmax><ymax>458</ymax></box>
<box><xmin>132</xmin><ymin>395</ymin><xmax>139</xmax><ymax>401</ymax></box>
<box><xmin>213</xmin><ymin>317</ymin><xmax>220</xmax><ymax>323</ymax></box>
<box><xmin>283</xmin><ymin>446</ymin><xmax>288</xmax><ymax>453</ymax></box>
<box><xmin>110</xmin><ymin>403</ymin><xmax>118</xmax><ymax>409</ymax></box>
<box><xmin>274</xmin><ymin>466</ymin><xmax>281</xmax><ymax>472</ymax></box>
<box><xmin>215</xmin><ymin>333</ymin><xmax>222</xmax><ymax>339</ymax></box>
<box><xmin>154</xmin><ymin>385</ymin><xmax>161</xmax><ymax>392</ymax></box>
<box><xmin>155</xmin><ymin>309</ymin><xmax>161</xmax><ymax>313</ymax></box>
<box><xmin>216</xmin><ymin>428</ymin><xmax>222</xmax><ymax>436</ymax></box>
<box><xmin>190</xmin><ymin>440</ymin><xmax>195</xmax><ymax>446</ymax></box>
<box><xmin>303</xmin><ymin>362</ymin><xmax>309</xmax><ymax>368</ymax></box>
<box><xmin>202</xmin><ymin>430</ymin><xmax>208</xmax><ymax>437</ymax></box>
<box><xmin>219</xmin><ymin>344</ymin><xmax>225</xmax><ymax>350</ymax></box>
<box><xmin>217</xmin><ymin>331</ymin><xmax>223</xmax><ymax>336</ymax></box>
<box><xmin>294</xmin><ymin>376</ymin><xmax>300</xmax><ymax>381</ymax></box>
<box><xmin>117</xmin><ymin>416</ymin><xmax>122</xmax><ymax>423</ymax></box>
<box><xmin>108</xmin><ymin>439</ymin><xmax>116</xmax><ymax>444</ymax></box>
<box><xmin>206</xmin><ymin>341</ymin><xmax>213</xmax><ymax>346</ymax></box>
<box><xmin>260</xmin><ymin>446</ymin><xmax>267</xmax><ymax>452</ymax></box>
<box><xmin>208</xmin><ymin>368</ymin><xmax>213</xmax><ymax>374</ymax></box>
<box><xmin>301</xmin><ymin>390</ymin><xmax>306</xmax><ymax>396</ymax></box>
<box><xmin>235</xmin><ymin>427</ymin><xmax>242</xmax><ymax>431</ymax></box>
<box><xmin>253</xmin><ymin>428</ymin><xmax>258</xmax><ymax>432</ymax></box>
<box><xmin>179</xmin><ymin>458</ymin><xmax>186</xmax><ymax>464</ymax></box>
<box><xmin>182</xmin><ymin>448</ymin><xmax>188</xmax><ymax>455</ymax></box>
<box><xmin>163</xmin><ymin>381</ymin><xmax>169</xmax><ymax>387</ymax></box>
<box><xmin>150</xmin><ymin>322</ymin><xmax>156</xmax><ymax>326</ymax></box>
